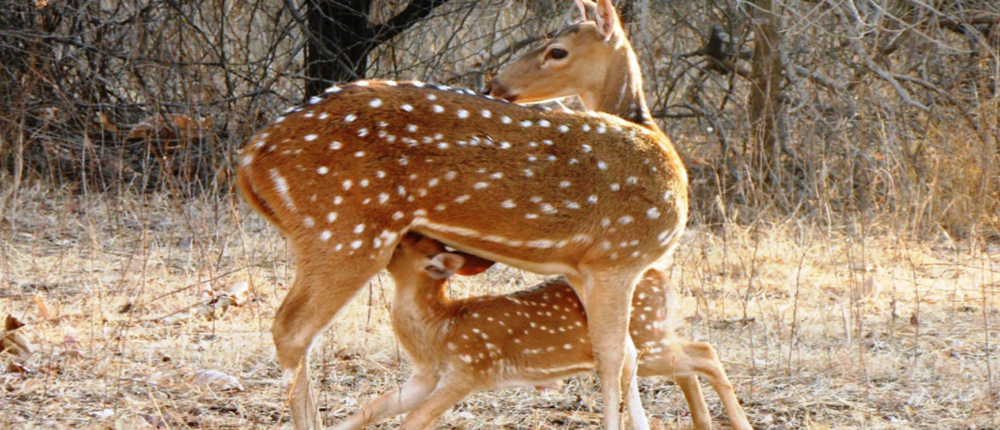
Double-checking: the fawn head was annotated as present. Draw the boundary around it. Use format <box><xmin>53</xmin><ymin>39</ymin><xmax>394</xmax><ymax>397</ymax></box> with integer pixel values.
<box><xmin>388</xmin><ymin>233</ymin><xmax>495</xmax><ymax>281</ymax></box>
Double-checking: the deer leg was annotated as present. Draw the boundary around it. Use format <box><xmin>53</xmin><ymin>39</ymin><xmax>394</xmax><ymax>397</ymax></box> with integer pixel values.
<box><xmin>399</xmin><ymin>376</ymin><xmax>474</xmax><ymax>430</ymax></box>
<box><xmin>272</xmin><ymin>253</ymin><xmax>389</xmax><ymax>430</ymax></box>
<box><xmin>636</xmin><ymin>342</ymin><xmax>714</xmax><ymax>429</ymax></box>
<box><xmin>682</xmin><ymin>342</ymin><xmax>752</xmax><ymax>430</ymax></box>
<box><xmin>674</xmin><ymin>375</ymin><xmax>712</xmax><ymax>430</ymax></box>
<box><xmin>623</xmin><ymin>339</ymin><xmax>650</xmax><ymax>430</ymax></box>
<box><xmin>572</xmin><ymin>271</ymin><xmax>644</xmax><ymax>430</ymax></box>
<box><xmin>332</xmin><ymin>371</ymin><xmax>440</xmax><ymax>430</ymax></box>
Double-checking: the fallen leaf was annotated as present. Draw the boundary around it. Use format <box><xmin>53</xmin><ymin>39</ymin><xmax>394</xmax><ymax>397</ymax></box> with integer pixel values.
<box><xmin>90</xmin><ymin>408</ymin><xmax>115</xmax><ymax>419</ymax></box>
<box><xmin>189</xmin><ymin>369</ymin><xmax>244</xmax><ymax>391</ymax></box>
<box><xmin>5</xmin><ymin>315</ymin><xmax>24</xmax><ymax>331</ymax></box>
<box><xmin>1</xmin><ymin>315</ymin><xmax>32</xmax><ymax>357</ymax></box>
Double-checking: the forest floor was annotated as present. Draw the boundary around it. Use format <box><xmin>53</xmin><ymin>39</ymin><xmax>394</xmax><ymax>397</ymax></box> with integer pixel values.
<box><xmin>2</xmin><ymin>187</ymin><xmax>998</xmax><ymax>429</ymax></box>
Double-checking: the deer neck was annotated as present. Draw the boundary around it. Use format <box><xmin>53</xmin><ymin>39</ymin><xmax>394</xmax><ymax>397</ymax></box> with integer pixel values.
<box><xmin>392</xmin><ymin>277</ymin><xmax>450</xmax><ymax>325</ymax></box>
<box><xmin>581</xmin><ymin>45</ymin><xmax>660</xmax><ymax>133</ymax></box>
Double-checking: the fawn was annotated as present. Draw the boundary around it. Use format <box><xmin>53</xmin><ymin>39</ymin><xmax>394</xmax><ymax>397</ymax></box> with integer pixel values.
<box><xmin>332</xmin><ymin>233</ymin><xmax>751</xmax><ymax>430</ymax></box>
<box><xmin>237</xmin><ymin>0</ymin><xmax>687</xmax><ymax>427</ymax></box>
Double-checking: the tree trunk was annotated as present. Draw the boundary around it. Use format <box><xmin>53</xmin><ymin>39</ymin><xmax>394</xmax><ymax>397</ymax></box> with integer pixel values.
<box><xmin>302</xmin><ymin>0</ymin><xmax>452</xmax><ymax>98</ymax></box>
<box><xmin>305</xmin><ymin>0</ymin><xmax>373</xmax><ymax>97</ymax></box>
<box><xmin>746</xmin><ymin>0</ymin><xmax>783</xmax><ymax>183</ymax></box>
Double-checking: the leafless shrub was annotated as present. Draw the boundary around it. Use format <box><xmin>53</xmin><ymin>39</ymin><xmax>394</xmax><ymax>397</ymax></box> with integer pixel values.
<box><xmin>1</xmin><ymin>0</ymin><xmax>998</xmax><ymax>236</ymax></box>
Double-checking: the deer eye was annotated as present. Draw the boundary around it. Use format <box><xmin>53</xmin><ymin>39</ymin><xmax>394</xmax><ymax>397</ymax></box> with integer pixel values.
<box><xmin>547</xmin><ymin>48</ymin><xmax>568</xmax><ymax>60</ymax></box>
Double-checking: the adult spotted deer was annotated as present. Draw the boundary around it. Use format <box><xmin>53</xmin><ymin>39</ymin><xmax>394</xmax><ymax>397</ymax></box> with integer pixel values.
<box><xmin>333</xmin><ymin>233</ymin><xmax>751</xmax><ymax>430</ymax></box>
<box><xmin>236</xmin><ymin>0</ymin><xmax>687</xmax><ymax>427</ymax></box>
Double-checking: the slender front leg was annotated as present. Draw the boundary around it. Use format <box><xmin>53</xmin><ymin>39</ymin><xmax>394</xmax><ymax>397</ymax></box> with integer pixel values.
<box><xmin>575</xmin><ymin>271</ymin><xmax>643</xmax><ymax>430</ymax></box>
<box><xmin>273</xmin><ymin>251</ymin><xmax>388</xmax><ymax>429</ymax></box>
<box><xmin>683</xmin><ymin>342</ymin><xmax>753</xmax><ymax>430</ymax></box>
<box><xmin>674</xmin><ymin>375</ymin><xmax>712</xmax><ymax>430</ymax></box>
<box><xmin>332</xmin><ymin>372</ymin><xmax>440</xmax><ymax>430</ymax></box>
<box><xmin>400</xmin><ymin>377</ymin><xmax>475</xmax><ymax>430</ymax></box>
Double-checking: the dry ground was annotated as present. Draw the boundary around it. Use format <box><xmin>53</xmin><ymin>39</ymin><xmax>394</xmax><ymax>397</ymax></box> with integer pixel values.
<box><xmin>1</xmin><ymin>187</ymin><xmax>998</xmax><ymax>429</ymax></box>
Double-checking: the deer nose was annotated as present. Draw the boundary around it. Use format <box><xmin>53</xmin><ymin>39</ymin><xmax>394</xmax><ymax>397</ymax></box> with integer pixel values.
<box><xmin>482</xmin><ymin>79</ymin><xmax>518</xmax><ymax>102</ymax></box>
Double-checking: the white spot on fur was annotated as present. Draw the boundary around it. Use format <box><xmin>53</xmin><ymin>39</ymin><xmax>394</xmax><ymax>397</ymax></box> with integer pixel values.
<box><xmin>647</xmin><ymin>207</ymin><xmax>661</xmax><ymax>219</ymax></box>
<box><xmin>481</xmin><ymin>109</ymin><xmax>492</xmax><ymax>118</ymax></box>
<box><xmin>369</xmin><ymin>99</ymin><xmax>382</xmax><ymax>108</ymax></box>
<box><xmin>329</xmin><ymin>141</ymin><xmax>342</xmax><ymax>150</ymax></box>
<box><xmin>344</xmin><ymin>114</ymin><xmax>357</xmax><ymax>123</ymax></box>
<box><xmin>618</xmin><ymin>216</ymin><xmax>633</xmax><ymax>225</ymax></box>
<box><xmin>432</xmin><ymin>105</ymin><xmax>444</xmax><ymax>113</ymax></box>
<box><xmin>501</xmin><ymin>200</ymin><xmax>516</xmax><ymax>209</ymax></box>
<box><xmin>319</xmin><ymin>231</ymin><xmax>332</xmax><ymax>241</ymax></box>
<box><xmin>317</xmin><ymin>166</ymin><xmax>329</xmax><ymax>175</ymax></box>
<box><xmin>304</xmin><ymin>134</ymin><xmax>317</xmax><ymax>141</ymax></box>
<box><xmin>457</xmin><ymin>109</ymin><xmax>469</xmax><ymax>119</ymax></box>
<box><xmin>327</xmin><ymin>212</ymin><xmax>338</xmax><ymax>223</ymax></box>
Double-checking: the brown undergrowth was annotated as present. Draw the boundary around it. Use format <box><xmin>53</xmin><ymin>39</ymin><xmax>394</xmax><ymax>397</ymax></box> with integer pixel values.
<box><xmin>1</xmin><ymin>186</ymin><xmax>998</xmax><ymax>429</ymax></box>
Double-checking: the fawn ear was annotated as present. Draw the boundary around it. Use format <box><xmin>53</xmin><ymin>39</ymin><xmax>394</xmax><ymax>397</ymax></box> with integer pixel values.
<box><xmin>425</xmin><ymin>253</ymin><xmax>466</xmax><ymax>279</ymax></box>
<box><xmin>594</xmin><ymin>0</ymin><xmax>621</xmax><ymax>41</ymax></box>
<box><xmin>453</xmin><ymin>252</ymin><xmax>496</xmax><ymax>276</ymax></box>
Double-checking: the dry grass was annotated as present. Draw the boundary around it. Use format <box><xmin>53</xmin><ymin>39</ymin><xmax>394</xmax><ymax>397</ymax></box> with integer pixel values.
<box><xmin>2</xmin><ymin>186</ymin><xmax>998</xmax><ymax>429</ymax></box>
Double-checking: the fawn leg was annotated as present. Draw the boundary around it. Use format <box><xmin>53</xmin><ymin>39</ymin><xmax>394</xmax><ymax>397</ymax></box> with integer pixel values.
<box><xmin>332</xmin><ymin>371</ymin><xmax>440</xmax><ymax>430</ymax></box>
<box><xmin>684</xmin><ymin>342</ymin><xmax>752</xmax><ymax>430</ymax></box>
<box><xmin>399</xmin><ymin>376</ymin><xmax>475</xmax><ymax>430</ymax></box>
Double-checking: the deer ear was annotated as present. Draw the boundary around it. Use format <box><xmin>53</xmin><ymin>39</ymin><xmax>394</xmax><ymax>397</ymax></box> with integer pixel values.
<box><xmin>573</xmin><ymin>0</ymin><xmax>595</xmax><ymax>21</ymax></box>
<box><xmin>454</xmin><ymin>252</ymin><xmax>496</xmax><ymax>276</ymax></box>
<box><xmin>425</xmin><ymin>253</ymin><xmax>466</xmax><ymax>279</ymax></box>
<box><xmin>594</xmin><ymin>0</ymin><xmax>621</xmax><ymax>41</ymax></box>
